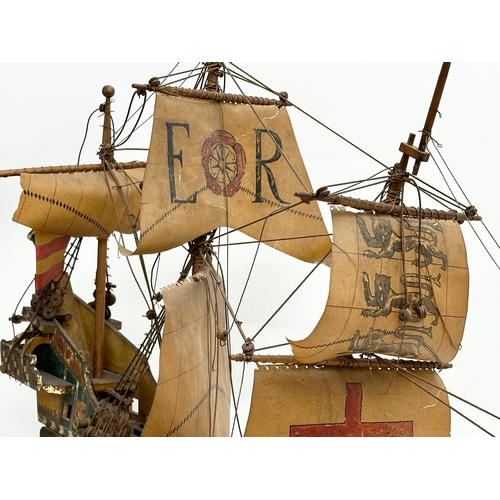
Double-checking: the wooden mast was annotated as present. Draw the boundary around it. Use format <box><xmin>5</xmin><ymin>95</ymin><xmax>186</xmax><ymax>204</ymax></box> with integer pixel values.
<box><xmin>384</xmin><ymin>62</ymin><xmax>451</xmax><ymax>204</ymax></box>
<box><xmin>412</xmin><ymin>62</ymin><xmax>451</xmax><ymax>175</ymax></box>
<box><xmin>93</xmin><ymin>85</ymin><xmax>115</xmax><ymax>380</ymax></box>
<box><xmin>189</xmin><ymin>63</ymin><xmax>223</xmax><ymax>276</ymax></box>
<box><xmin>295</xmin><ymin>63</ymin><xmax>479</xmax><ymax>222</ymax></box>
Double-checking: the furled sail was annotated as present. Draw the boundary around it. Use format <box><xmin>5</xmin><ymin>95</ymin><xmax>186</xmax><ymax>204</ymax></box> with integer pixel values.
<box><xmin>141</xmin><ymin>269</ymin><xmax>230</xmax><ymax>437</ymax></box>
<box><xmin>131</xmin><ymin>92</ymin><xmax>331</xmax><ymax>263</ymax></box>
<box><xmin>245</xmin><ymin>365</ymin><xmax>450</xmax><ymax>437</ymax></box>
<box><xmin>290</xmin><ymin>208</ymin><xmax>469</xmax><ymax>364</ymax></box>
<box><xmin>13</xmin><ymin>168</ymin><xmax>144</xmax><ymax>238</ymax></box>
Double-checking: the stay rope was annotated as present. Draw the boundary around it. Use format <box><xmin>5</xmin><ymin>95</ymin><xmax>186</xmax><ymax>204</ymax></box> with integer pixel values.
<box><xmin>376</xmin><ymin>355</ymin><xmax>499</xmax><ymax>437</ymax></box>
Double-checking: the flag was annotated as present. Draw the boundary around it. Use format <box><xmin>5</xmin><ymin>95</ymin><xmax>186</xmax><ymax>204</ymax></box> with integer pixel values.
<box><xmin>33</xmin><ymin>231</ymin><xmax>70</xmax><ymax>291</ymax></box>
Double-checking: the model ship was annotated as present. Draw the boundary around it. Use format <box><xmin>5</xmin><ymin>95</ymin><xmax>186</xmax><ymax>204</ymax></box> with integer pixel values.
<box><xmin>1</xmin><ymin>62</ymin><xmax>498</xmax><ymax>436</ymax></box>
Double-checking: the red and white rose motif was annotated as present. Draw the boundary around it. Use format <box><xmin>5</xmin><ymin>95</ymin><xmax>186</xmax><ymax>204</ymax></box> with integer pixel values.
<box><xmin>201</xmin><ymin>130</ymin><xmax>246</xmax><ymax>197</ymax></box>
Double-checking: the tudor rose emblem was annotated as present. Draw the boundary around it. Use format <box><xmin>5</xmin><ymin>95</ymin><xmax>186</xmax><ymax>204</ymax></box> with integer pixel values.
<box><xmin>201</xmin><ymin>130</ymin><xmax>246</xmax><ymax>197</ymax></box>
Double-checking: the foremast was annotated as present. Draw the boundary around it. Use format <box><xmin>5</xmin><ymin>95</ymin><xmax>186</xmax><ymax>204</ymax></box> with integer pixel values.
<box><xmin>295</xmin><ymin>62</ymin><xmax>478</xmax><ymax>223</ymax></box>
<box><xmin>238</xmin><ymin>63</ymin><xmax>476</xmax><ymax>437</ymax></box>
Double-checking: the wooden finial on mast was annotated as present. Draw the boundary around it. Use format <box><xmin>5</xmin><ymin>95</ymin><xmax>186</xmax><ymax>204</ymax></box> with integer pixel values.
<box><xmin>100</xmin><ymin>85</ymin><xmax>115</xmax><ymax>161</ymax></box>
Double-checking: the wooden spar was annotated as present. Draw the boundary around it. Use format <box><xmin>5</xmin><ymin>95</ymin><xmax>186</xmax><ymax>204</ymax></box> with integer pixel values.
<box><xmin>295</xmin><ymin>191</ymin><xmax>481</xmax><ymax>222</ymax></box>
<box><xmin>230</xmin><ymin>353</ymin><xmax>452</xmax><ymax>370</ymax></box>
<box><xmin>93</xmin><ymin>85</ymin><xmax>115</xmax><ymax>380</ymax></box>
<box><xmin>132</xmin><ymin>85</ymin><xmax>289</xmax><ymax>107</ymax></box>
<box><xmin>413</xmin><ymin>62</ymin><xmax>451</xmax><ymax>175</ymax></box>
<box><xmin>0</xmin><ymin>161</ymin><xmax>145</xmax><ymax>178</ymax></box>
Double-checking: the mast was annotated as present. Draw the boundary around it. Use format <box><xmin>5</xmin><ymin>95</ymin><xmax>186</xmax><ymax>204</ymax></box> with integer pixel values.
<box><xmin>93</xmin><ymin>84</ymin><xmax>115</xmax><ymax>380</ymax></box>
<box><xmin>384</xmin><ymin>62</ymin><xmax>451</xmax><ymax>204</ymax></box>
<box><xmin>204</xmin><ymin>62</ymin><xmax>222</xmax><ymax>92</ymax></box>
<box><xmin>413</xmin><ymin>62</ymin><xmax>451</xmax><ymax>175</ymax></box>
<box><xmin>188</xmin><ymin>63</ymin><xmax>222</xmax><ymax>276</ymax></box>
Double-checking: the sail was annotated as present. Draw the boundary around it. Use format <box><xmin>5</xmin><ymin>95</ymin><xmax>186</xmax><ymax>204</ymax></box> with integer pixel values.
<box><xmin>141</xmin><ymin>269</ymin><xmax>231</xmax><ymax>437</ymax></box>
<box><xmin>290</xmin><ymin>208</ymin><xmax>469</xmax><ymax>364</ymax></box>
<box><xmin>245</xmin><ymin>365</ymin><xmax>450</xmax><ymax>437</ymax></box>
<box><xmin>132</xmin><ymin>92</ymin><xmax>331</xmax><ymax>263</ymax></box>
<box><xmin>13</xmin><ymin>168</ymin><xmax>144</xmax><ymax>238</ymax></box>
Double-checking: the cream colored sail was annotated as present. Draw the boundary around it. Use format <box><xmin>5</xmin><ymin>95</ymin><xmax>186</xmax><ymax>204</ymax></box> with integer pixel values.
<box><xmin>141</xmin><ymin>268</ymin><xmax>230</xmax><ymax>437</ymax></box>
<box><xmin>133</xmin><ymin>93</ymin><xmax>331</xmax><ymax>263</ymax></box>
<box><xmin>13</xmin><ymin>168</ymin><xmax>144</xmax><ymax>237</ymax></box>
<box><xmin>245</xmin><ymin>365</ymin><xmax>450</xmax><ymax>437</ymax></box>
<box><xmin>290</xmin><ymin>207</ymin><xmax>469</xmax><ymax>364</ymax></box>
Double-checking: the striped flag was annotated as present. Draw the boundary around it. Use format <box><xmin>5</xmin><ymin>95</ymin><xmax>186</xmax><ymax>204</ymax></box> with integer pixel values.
<box><xmin>32</xmin><ymin>231</ymin><xmax>70</xmax><ymax>291</ymax></box>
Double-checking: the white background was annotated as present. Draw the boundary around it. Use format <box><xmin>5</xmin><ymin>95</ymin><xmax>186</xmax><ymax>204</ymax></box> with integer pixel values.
<box><xmin>1</xmin><ymin>6</ymin><xmax>499</xmax><ymax>495</ymax></box>
<box><xmin>1</xmin><ymin>62</ymin><xmax>499</xmax><ymax>439</ymax></box>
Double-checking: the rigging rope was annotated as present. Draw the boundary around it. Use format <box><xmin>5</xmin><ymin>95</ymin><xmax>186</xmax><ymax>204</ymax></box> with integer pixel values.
<box><xmin>224</xmin><ymin>64</ymin><xmax>308</xmax><ymax>192</ymax></box>
<box><xmin>77</xmin><ymin>108</ymin><xmax>100</xmax><ymax>165</ymax></box>
<box><xmin>251</xmin><ymin>249</ymin><xmax>331</xmax><ymax>342</ymax></box>
<box><xmin>426</xmin><ymin>137</ymin><xmax>500</xmax><ymax>271</ymax></box>
<box><xmin>229</xmin><ymin>62</ymin><xmax>392</xmax><ymax>173</ymax></box>
<box><xmin>376</xmin><ymin>355</ymin><xmax>499</xmax><ymax>436</ymax></box>
<box><xmin>19</xmin><ymin>63</ymin><xmax>498</xmax><ymax>437</ymax></box>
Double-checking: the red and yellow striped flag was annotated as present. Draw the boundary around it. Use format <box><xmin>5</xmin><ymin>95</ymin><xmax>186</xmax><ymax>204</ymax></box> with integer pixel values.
<box><xmin>33</xmin><ymin>231</ymin><xmax>70</xmax><ymax>291</ymax></box>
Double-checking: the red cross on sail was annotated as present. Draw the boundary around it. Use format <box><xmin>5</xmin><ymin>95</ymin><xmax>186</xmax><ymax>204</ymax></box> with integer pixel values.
<box><xmin>290</xmin><ymin>383</ymin><xmax>413</xmax><ymax>436</ymax></box>
<box><xmin>244</xmin><ymin>364</ymin><xmax>450</xmax><ymax>437</ymax></box>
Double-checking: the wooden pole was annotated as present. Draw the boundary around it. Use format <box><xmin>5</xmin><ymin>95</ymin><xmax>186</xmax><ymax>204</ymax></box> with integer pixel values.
<box><xmin>93</xmin><ymin>85</ymin><xmax>115</xmax><ymax>380</ymax></box>
<box><xmin>0</xmin><ymin>161</ymin><xmax>145</xmax><ymax>178</ymax></box>
<box><xmin>93</xmin><ymin>238</ymin><xmax>107</xmax><ymax>379</ymax></box>
<box><xmin>295</xmin><ymin>191</ymin><xmax>481</xmax><ymax>222</ymax></box>
<box><xmin>412</xmin><ymin>62</ymin><xmax>451</xmax><ymax>175</ymax></box>
<box><xmin>230</xmin><ymin>353</ymin><xmax>452</xmax><ymax>370</ymax></box>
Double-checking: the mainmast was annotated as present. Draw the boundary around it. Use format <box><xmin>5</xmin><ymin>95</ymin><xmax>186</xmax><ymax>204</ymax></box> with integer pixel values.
<box><xmin>204</xmin><ymin>62</ymin><xmax>223</xmax><ymax>92</ymax></box>
<box><xmin>186</xmin><ymin>63</ymin><xmax>223</xmax><ymax>277</ymax></box>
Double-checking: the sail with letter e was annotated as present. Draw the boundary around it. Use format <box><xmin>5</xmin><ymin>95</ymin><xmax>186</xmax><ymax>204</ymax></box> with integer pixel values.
<box><xmin>132</xmin><ymin>91</ymin><xmax>331</xmax><ymax>263</ymax></box>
